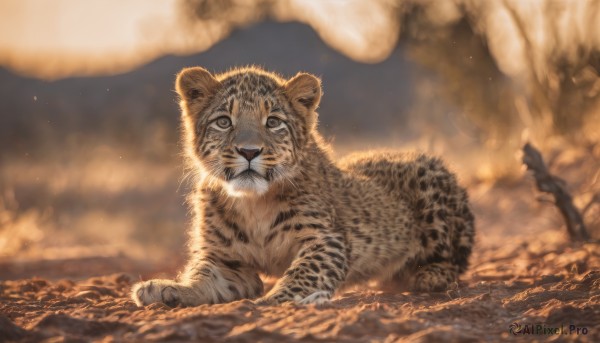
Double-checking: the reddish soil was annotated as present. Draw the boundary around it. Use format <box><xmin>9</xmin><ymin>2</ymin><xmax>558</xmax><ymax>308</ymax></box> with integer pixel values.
<box><xmin>1</xmin><ymin>242</ymin><xmax>599</xmax><ymax>342</ymax></box>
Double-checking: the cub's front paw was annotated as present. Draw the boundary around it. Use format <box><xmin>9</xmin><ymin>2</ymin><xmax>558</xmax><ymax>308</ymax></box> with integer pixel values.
<box><xmin>295</xmin><ymin>291</ymin><xmax>331</xmax><ymax>305</ymax></box>
<box><xmin>255</xmin><ymin>290</ymin><xmax>332</xmax><ymax>306</ymax></box>
<box><xmin>254</xmin><ymin>296</ymin><xmax>279</xmax><ymax>306</ymax></box>
<box><xmin>132</xmin><ymin>279</ymin><xmax>182</xmax><ymax>307</ymax></box>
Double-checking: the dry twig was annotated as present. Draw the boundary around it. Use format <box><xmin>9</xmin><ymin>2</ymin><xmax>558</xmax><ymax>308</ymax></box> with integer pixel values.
<box><xmin>522</xmin><ymin>142</ymin><xmax>590</xmax><ymax>241</ymax></box>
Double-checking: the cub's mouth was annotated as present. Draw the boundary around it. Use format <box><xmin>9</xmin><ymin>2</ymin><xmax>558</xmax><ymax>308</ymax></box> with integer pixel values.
<box><xmin>235</xmin><ymin>169</ymin><xmax>264</xmax><ymax>179</ymax></box>
<box><xmin>225</xmin><ymin>168</ymin><xmax>270</xmax><ymax>196</ymax></box>
<box><xmin>225</xmin><ymin>167</ymin><xmax>265</xmax><ymax>181</ymax></box>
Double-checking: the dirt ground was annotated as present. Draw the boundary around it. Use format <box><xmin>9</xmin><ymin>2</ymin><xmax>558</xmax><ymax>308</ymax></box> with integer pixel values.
<box><xmin>1</xmin><ymin>243</ymin><xmax>599</xmax><ymax>342</ymax></box>
<box><xmin>1</xmin><ymin>145</ymin><xmax>600</xmax><ymax>342</ymax></box>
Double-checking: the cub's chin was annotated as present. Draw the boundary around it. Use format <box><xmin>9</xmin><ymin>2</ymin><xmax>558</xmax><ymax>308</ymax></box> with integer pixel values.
<box><xmin>224</xmin><ymin>170</ymin><xmax>269</xmax><ymax>197</ymax></box>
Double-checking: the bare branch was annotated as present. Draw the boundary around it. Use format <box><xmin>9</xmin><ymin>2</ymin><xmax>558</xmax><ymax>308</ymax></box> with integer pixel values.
<box><xmin>522</xmin><ymin>142</ymin><xmax>590</xmax><ymax>241</ymax></box>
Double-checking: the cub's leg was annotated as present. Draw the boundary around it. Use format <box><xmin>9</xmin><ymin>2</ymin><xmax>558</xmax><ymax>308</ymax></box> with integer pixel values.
<box><xmin>413</xmin><ymin>262</ymin><xmax>459</xmax><ymax>292</ymax></box>
<box><xmin>132</xmin><ymin>259</ymin><xmax>263</xmax><ymax>307</ymax></box>
<box><xmin>388</xmin><ymin>156</ymin><xmax>474</xmax><ymax>292</ymax></box>
<box><xmin>412</xmin><ymin>183</ymin><xmax>474</xmax><ymax>292</ymax></box>
<box><xmin>257</xmin><ymin>234</ymin><xmax>348</xmax><ymax>305</ymax></box>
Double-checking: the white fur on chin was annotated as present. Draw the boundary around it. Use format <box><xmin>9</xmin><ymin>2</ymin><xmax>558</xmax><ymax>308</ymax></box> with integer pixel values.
<box><xmin>225</xmin><ymin>177</ymin><xmax>269</xmax><ymax>197</ymax></box>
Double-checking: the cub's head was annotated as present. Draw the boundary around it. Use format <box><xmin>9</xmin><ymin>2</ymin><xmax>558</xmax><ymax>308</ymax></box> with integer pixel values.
<box><xmin>176</xmin><ymin>66</ymin><xmax>321</xmax><ymax>197</ymax></box>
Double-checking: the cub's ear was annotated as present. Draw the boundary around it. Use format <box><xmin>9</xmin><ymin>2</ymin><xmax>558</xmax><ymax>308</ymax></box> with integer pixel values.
<box><xmin>284</xmin><ymin>73</ymin><xmax>322</xmax><ymax>112</ymax></box>
<box><xmin>175</xmin><ymin>67</ymin><xmax>221</xmax><ymax>108</ymax></box>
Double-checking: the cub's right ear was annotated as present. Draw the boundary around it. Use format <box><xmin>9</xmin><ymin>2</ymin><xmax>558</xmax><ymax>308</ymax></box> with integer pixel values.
<box><xmin>175</xmin><ymin>67</ymin><xmax>221</xmax><ymax>108</ymax></box>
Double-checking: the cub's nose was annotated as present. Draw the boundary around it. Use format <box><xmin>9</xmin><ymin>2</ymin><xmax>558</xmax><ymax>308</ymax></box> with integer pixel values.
<box><xmin>236</xmin><ymin>147</ymin><xmax>262</xmax><ymax>161</ymax></box>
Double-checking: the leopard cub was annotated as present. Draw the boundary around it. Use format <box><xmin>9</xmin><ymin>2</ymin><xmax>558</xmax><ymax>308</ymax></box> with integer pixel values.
<box><xmin>132</xmin><ymin>66</ymin><xmax>475</xmax><ymax>306</ymax></box>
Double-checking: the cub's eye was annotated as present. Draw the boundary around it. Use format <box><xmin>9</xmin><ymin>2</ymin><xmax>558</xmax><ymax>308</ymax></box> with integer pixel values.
<box><xmin>215</xmin><ymin>116</ymin><xmax>232</xmax><ymax>129</ymax></box>
<box><xmin>266</xmin><ymin>116</ymin><xmax>282</xmax><ymax>128</ymax></box>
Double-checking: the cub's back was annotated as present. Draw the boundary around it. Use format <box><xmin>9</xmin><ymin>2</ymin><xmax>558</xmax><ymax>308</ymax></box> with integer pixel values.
<box><xmin>339</xmin><ymin>151</ymin><xmax>458</xmax><ymax>203</ymax></box>
<box><xmin>339</xmin><ymin>151</ymin><xmax>475</xmax><ymax>273</ymax></box>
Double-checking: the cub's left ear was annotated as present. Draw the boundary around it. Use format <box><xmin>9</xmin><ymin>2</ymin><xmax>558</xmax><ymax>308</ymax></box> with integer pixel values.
<box><xmin>284</xmin><ymin>73</ymin><xmax>322</xmax><ymax>112</ymax></box>
<box><xmin>175</xmin><ymin>67</ymin><xmax>221</xmax><ymax>110</ymax></box>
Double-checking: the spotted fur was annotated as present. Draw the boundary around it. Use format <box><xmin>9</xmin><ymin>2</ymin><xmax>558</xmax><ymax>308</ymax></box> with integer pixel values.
<box><xmin>131</xmin><ymin>66</ymin><xmax>475</xmax><ymax>307</ymax></box>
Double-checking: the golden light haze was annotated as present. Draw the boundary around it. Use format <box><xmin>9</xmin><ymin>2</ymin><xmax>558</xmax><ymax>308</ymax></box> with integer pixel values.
<box><xmin>3</xmin><ymin>0</ymin><xmax>599</xmax><ymax>88</ymax></box>
<box><xmin>0</xmin><ymin>0</ymin><xmax>401</xmax><ymax>79</ymax></box>
<box><xmin>0</xmin><ymin>0</ymin><xmax>215</xmax><ymax>79</ymax></box>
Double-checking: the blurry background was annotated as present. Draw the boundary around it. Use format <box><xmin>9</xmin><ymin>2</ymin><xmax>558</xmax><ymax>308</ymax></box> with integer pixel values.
<box><xmin>1</xmin><ymin>0</ymin><xmax>599</xmax><ymax>276</ymax></box>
